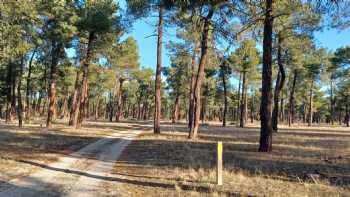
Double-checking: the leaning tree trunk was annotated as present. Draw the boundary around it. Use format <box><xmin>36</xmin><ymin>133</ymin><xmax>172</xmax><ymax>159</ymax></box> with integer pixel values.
<box><xmin>288</xmin><ymin>70</ymin><xmax>297</xmax><ymax>126</ymax></box>
<box><xmin>46</xmin><ymin>42</ymin><xmax>61</xmax><ymax>128</ymax></box>
<box><xmin>74</xmin><ymin>31</ymin><xmax>95</xmax><ymax>129</ymax></box>
<box><xmin>188</xmin><ymin>43</ymin><xmax>198</xmax><ymax>128</ymax></box>
<box><xmin>272</xmin><ymin>35</ymin><xmax>286</xmax><ymax>132</ymax></box>
<box><xmin>25</xmin><ymin>49</ymin><xmax>36</xmax><ymax>122</ymax></box>
<box><xmin>17</xmin><ymin>58</ymin><xmax>24</xmax><ymax>127</ymax></box>
<box><xmin>240</xmin><ymin>71</ymin><xmax>247</xmax><ymax>128</ymax></box>
<box><xmin>259</xmin><ymin>0</ymin><xmax>274</xmax><ymax>152</ymax></box>
<box><xmin>308</xmin><ymin>80</ymin><xmax>314</xmax><ymax>127</ymax></box>
<box><xmin>154</xmin><ymin>6</ymin><xmax>163</xmax><ymax>134</ymax></box>
<box><xmin>188</xmin><ymin>8</ymin><xmax>214</xmax><ymax>139</ymax></box>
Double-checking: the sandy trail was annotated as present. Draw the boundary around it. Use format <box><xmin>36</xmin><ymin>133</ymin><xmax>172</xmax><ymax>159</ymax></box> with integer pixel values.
<box><xmin>0</xmin><ymin>129</ymin><xmax>142</xmax><ymax>197</ymax></box>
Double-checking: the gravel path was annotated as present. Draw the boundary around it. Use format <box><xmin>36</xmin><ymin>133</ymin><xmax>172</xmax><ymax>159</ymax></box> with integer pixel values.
<box><xmin>0</xmin><ymin>129</ymin><xmax>142</xmax><ymax>197</ymax></box>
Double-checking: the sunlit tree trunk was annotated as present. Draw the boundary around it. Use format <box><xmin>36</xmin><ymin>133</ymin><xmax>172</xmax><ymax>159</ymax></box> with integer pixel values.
<box><xmin>69</xmin><ymin>70</ymin><xmax>80</xmax><ymax>125</ymax></box>
<box><xmin>189</xmin><ymin>8</ymin><xmax>214</xmax><ymax>139</ymax></box>
<box><xmin>75</xmin><ymin>31</ymin><xmax>95</xmax><ymax>128</ymax></box>
<box><xmin>154</xmin><ymin>6</ymin><xmax>163</xmax><ymax>134</ymax></box>
<box><xmin>47</xmin><ymin>41</ymin><xmax>61</xmax><ymax>128</ymax></box>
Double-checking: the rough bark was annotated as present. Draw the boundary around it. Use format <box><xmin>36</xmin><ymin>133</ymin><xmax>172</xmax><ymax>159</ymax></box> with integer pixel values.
<box><xmin>154</xmin><ymin>6</ymin><xmax>163</xmax><ymax>134</ymax></box>
<box><xmin>188</xmin><ymin>8</ymin><xmax>214</xmax><ymax>139</ymax></box>
<box><xmin>60</xmin><ymin>95</ymin><xmax>68</xmax><ymax>119</ymax></box>
<box><xmin>272</xmin><ymin>36</ymin><xmax>286</xmax><ymax>131</ymax></box>
<box><xmin>69</xmin><ymin>70</ymin><xmax>81</xmax><ymax>125</ymax></box>
<box><xmin>46</xmin><ymin>41</ymin><xmax>61</xmax><ymax>128</ymax></box>
<box><xmin>240</xmin><ymin>71</ymin><xmax>247</xmax><ymax>128</ymax></box>
<box><xmin>288</xmin><ymin>70</ymin><xmax>297</xmax><ymax>126</ymax></box>
<box><xmin>75</xmin><ymin>31</ymin><xmax>95</xmax><ymax>129</ymax></box>
<box><xmin>188</xmin><ymin>43</ymin><xmax>198</xmax><ymax>128</ymax></box>
<box><xmin>259</xmin><ymin>0</ymin><xmax>274</xmax><ymax>152</ymax></box>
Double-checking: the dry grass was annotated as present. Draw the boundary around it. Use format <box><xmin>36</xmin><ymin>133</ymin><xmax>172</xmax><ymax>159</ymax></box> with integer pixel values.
<box><xmin>114</xmin><ymin>122</ymin><xmax>350</xmax><ymax>197</ymax></box>
<box><xmin>0</xmin><ymin>119</ymin><xmax>144</xmax><ymax>182</ymax></box>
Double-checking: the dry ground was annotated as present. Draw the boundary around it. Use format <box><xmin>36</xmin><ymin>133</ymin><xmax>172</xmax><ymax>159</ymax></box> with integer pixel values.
<box><xmin>114</xmin><ymin>122</ymin><xmax>350</xmax><ymax>197</ymax></box>
<box><xmin>1</xmin><ymin>119</ymin><xmax>349</xmax><ymax>196</ymax></box>
<box><xmin>0</xmin><ymin>119</ymin><xmax>149</xmax><ymax>183</ymax></box>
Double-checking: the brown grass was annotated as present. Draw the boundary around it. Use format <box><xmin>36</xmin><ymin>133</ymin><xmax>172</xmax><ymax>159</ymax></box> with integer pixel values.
<box><xmin>114</xmin><ymin>122</ymin><xmax>350</xmax><ymax>197</ymax></box>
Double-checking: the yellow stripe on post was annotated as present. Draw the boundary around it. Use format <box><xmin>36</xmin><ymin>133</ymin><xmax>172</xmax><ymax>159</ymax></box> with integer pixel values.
<box><xmin>217</xmin><ymin>141</ymin><xmax>223</xmax><ymax>185</ymax></box>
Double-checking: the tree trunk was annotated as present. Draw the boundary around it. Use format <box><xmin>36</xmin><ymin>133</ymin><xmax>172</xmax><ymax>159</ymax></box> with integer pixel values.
<box><xmin>75</xmin><ymin>31</ymin><xmax>95</xmax><ymax>129</ymax></box>
<box><xmin>69</xmin><ymin>70</ymin><xmax>81</xmax><ymax>125</ymax></box>
<box><xmin>308</xmin><ymin>80</ymin><xmax>314</xmax><ymax>127</ymax></box>
<box><xmin>5</xmin><ymin>63</ymin><xmax>13</xmax><ymax>123</ymax></box>
<box><xmin>60</xmin><ymin>95</ymin><xmax>68</xmax><ymax>119</ymax></box>
<box><xmin>188</xmin><ymin>7</ymin><xmax>214</xmax><ymax>139</ymax></box>
<box><xmin>188</xmin><ymin>43</ymin><xmax>198</xmax><ymax>128</ymax></box>
<box><xmin>221</xmin><ymin>65</ymin><xmax>228</xmax><ymax>127</ymax></box>
<box><xmin>236</xmin><ymin>73</ymin><xmax>242</xmax><ymax>122</ymax></box>
<box><xmin>272</xmin><ymin>35</ymin><xmax>286</xmax><ymax>132</ymax></box>
<box><xmin>240</xmin><ymin>71</ymin><xmax>247</xmax><ymax>128</ymax></box>
<box><xmin>172</xmin><ymin>91</ymin><xmax>180</xmax><ymax>123</ymax></box>
<box><xmin>346</xmin><ymin>100</ymin><xmax>349</xmax><ymax>127</ymax></box>
<box><xmin>288</xmin><ymin>70</ymin><xmax>297</xmax><ymax>126</ymax></box>
<box><xmin>154</xmin><ymin>6</ymin><xmax>163</xmax><ymax>134</ymax></box>
<box><xmin>109</xmin><ymin>92</ymin><xmax>114</xmax><ymax>122</ymax></box>
<box><xmin>115</xmin><ymin>78</ymin><xmax>124</xmax><ymax>122</ymax></box>
<box><xmin>25</xmin><ymin>49</ymin><xmax>36</xmax><ymax>122</ymax></box>
<box><xmin>330</xmin><ymin>79</ymin><xmax>334</xmax><ymax>125</ymax></box>
<box><xmin>47</xmin><ymin>42</ymin><xmax>61</xmax><ymax>128</ymax></box>
<box><xmin>251</xmin><ymin>94</ymin><xmax>254</xmax><ymax>123</ymax></box>
<box><xmin>17</xmin><ymin>58</ymin><xmax>24</xmax><ymax>127</ymax></box>
<box><xmin>259</xmin><ymin>0</ymin><xmax>274</xmax><ymax>152</ymax></box>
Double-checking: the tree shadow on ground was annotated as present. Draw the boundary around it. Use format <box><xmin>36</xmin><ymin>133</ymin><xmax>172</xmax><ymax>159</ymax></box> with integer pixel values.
<box><xmin>15</xmin><ymin>160</ymin><xmax>242</xmax><ymax>196</ymax></box>
<box><xmin>0</xmin><ymin>176</ymin><xmax>63</xmax><ymax>196</ymax></box>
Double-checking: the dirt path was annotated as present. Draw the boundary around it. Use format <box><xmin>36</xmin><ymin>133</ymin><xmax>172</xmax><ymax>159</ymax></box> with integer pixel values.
<box><xmin>0</xmin><ymin>129</ymin><xmax>142</xmax><ymax>197</ymax></box>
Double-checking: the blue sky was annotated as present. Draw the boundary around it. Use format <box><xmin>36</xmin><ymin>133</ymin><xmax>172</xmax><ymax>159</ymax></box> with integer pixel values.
<box><xmin>119</xmin><ymin>0</ymin><xmax>350</xmax><ymax>70</ymax></box>
<box><xmin>123</xmin><ymin>19</ymin><xmax>350</xmax><ymax>70</ymax></box>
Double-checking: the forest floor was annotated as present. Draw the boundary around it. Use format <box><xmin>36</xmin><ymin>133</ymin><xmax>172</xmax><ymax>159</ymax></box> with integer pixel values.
<box><xmin>114</xmin><ymin>121</ymin><xmax>350</xmax><ymax>197</ymax></box>
<box><xmin>0</xmin><ymin>119</ymin><xmax>349</xmax><ymax>196</ymax></box>
<box><xmin>0</xmin><ymin>119</ymin><xmax>146</xmax><ymax>196</ymax></box>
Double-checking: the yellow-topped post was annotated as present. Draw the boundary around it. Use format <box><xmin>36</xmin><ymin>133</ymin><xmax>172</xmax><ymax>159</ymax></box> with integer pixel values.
<box><xmin>217</xmin><ymin>141</ymin><xmax>223</xmax><ymax>185</ymax></box>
